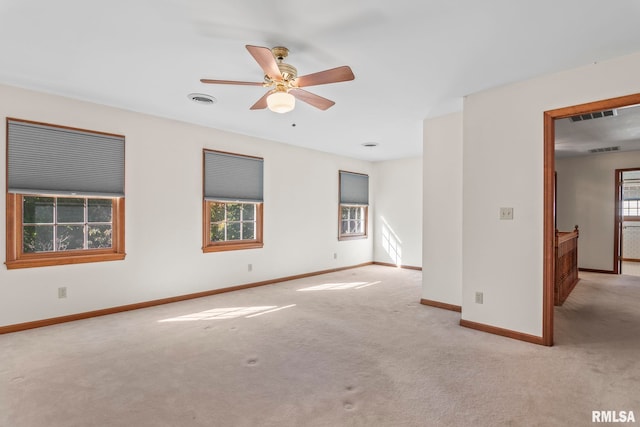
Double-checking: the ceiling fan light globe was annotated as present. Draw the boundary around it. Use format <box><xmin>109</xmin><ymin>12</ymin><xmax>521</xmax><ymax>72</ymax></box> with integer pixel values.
<box><xmin>267</xmin><ymin>91</ymin><xmax>295</xmax><ymax>113</ymax></box>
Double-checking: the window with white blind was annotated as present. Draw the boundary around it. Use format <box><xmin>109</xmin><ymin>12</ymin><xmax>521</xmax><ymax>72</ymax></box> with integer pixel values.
<box><xmin>339</xmin><ymin>170</ymin><xmax>369</xmax><ymax>240</ymax></box>
<box><xmin>203</xmin><ymin>150</ymin><xmax>264</xmax><ymax>252</ymax></box>
<box><xmin>5</xmin><ymin>118</ymin><xmax>125</xmax><ymax>269</ymax></box>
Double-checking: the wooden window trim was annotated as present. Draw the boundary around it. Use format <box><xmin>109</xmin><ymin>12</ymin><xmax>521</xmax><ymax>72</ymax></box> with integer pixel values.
<box><xmin>338</xmin><ymin>204</ymin><xmax>369</xmax><ymax>241</ymax></box>
<box><xmin>202</xmin><ymin>201</ymin><xmax>264</xmax><ymax>253</ymax></box>
<box><xmin>5</xmin><ymin>194</ymin><xmax>125</xmax><ymax>269</ymax></box>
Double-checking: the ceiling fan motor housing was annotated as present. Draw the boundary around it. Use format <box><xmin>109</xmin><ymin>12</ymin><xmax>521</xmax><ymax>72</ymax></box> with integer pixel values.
<box><xmin>270</xmin><ymin>46</ymin><xmax>297</xmax><ymax>82</ymax></box>
<box><xmin>277</xmin><ymin>62</ymin><xmax>297</xmax><ymax>82</ymax></box>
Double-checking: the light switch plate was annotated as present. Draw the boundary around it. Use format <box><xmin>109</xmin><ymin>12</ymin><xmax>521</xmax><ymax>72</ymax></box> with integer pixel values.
<box><xmin>500</xmin><ymin>207</ymin><xmax>514</xmax><ymax>220</ymax></box>
<box><xmin>475</xmin><ymin>292</ymin><xmax>483</xmax><ymax>304</ymax></box>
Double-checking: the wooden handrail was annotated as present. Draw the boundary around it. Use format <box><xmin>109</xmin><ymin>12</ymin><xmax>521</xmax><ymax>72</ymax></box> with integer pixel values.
<box><xmin>556</xmin><ymin>225</ymin><xmax>579</xmax><ymax>246</ymax></box>
<box><xmin>554</xmin><ymin>225</ymin><xmax>579</xmax><ymax>306</ymax></box>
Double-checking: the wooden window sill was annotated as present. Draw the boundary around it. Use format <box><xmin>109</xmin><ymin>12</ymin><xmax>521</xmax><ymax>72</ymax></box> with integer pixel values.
<box><xmin>338</xmin><ymin>234</ymin><xmax>368</xmax><ymax>241</ymax></box>
<box><xmin>203</xmin><ymin>242</ymin><xmax>264</xmax><ymax>253</ymax></box>
<box><xmin>6</xmin><ymin>252</ymin><xmax>126</xmax><ymax>269</ymax></box>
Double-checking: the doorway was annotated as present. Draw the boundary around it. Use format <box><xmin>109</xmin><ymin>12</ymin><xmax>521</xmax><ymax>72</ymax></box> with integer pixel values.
<box><xmin>617</xmin><ymin>169</ymin><xmax>640</xmax><ymax>276</ymax></box>
<box><xmin>543</xmin><ymin>92</ymin><xmax>640</xmax><ymax>346</ymax></box>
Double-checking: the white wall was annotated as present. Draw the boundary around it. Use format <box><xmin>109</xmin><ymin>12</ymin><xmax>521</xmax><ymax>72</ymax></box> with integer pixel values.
<box><xmin>462</xmin><ymin>51</ymin><xmax>640</xmax><ymax>336</ymax></box>
<box><xmin>556</xmin><ymin>151</ymin><xmax>640</xmax><ymax>271</ymax></box>
<box><xmin>0</xmin><ymin>84</ymin><xmax>374</xmax><ymax>327</ymax></box>
<box><xmin>372</xmin><ymin>157</ymin><xmax>422</xmax><ymax>268</ymax></box>
<box><xmin>422</xmin><ymin>112</ymin><xmax>463</xmax><ymax>306</ymax></box>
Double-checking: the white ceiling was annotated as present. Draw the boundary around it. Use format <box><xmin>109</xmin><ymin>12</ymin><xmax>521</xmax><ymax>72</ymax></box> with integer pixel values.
<box><xmin>2</xmin><ymin>1</ymin><xmax>640</xmax><ymax>161</ymax></box>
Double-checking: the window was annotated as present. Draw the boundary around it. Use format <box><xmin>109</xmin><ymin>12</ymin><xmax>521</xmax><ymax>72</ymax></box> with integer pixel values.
<box><xmin>203</xmin><ymin>150</ymin><xmax>264</xmax><ymax>252</ymax></box>
<box><xmin>341</xmin><ymin>205</ymin><xmax>366</xmax><ymax>235</ymax></box>
<box><xmin>207</xmin><ymin>201</ymin><xmax>262</xmax><ymax>246</ymax></box>
<box><xmin>22</xmin><ymin>196</ymin><xmax>113</xmax><ymax>252</ymax></box>
<box><xmin>6</xmin><ymin>118</ymin><xmax>125</xmax><ymax>269</ymax></box>
<box><xmin>339</xmin><ymin>170</ymin><xmax>369</xmax><ymax>240</ymax></box>
<box><xmin>623</xmin><ymin>199</ymin><xmax>640</xmax><ymax>218</ymax></box>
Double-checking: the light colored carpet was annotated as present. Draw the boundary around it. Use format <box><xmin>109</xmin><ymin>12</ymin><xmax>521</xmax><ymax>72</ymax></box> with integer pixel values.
<box><xmin>1</xmin><ymin>265</ymin><xmax>639</xmax><ymax>426</ymax></box>
<box><xmin>622</xmin><ymin>261</ymin><xmax>640</xmax><ymax>277</ymax></box>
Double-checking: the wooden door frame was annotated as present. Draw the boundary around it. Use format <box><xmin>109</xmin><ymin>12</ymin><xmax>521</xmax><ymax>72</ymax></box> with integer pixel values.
<box><xmin>542</xmin><ymin>93</ymin><xmax>640</xmax><ymax>346</ymax></box>
<box><xmin>543</xmin><ymin>92</ymin><xmax>640</xmax><ymax>346</ymax></box>
<box><xmin>615</xmin><ymin>169</ymin><xmax>624</xmax><ymax>275</ymax></box>
<box><xmin>615</xmin><ymin>168</ymin><xmax>640</xmax><ymax>271</ymax></box>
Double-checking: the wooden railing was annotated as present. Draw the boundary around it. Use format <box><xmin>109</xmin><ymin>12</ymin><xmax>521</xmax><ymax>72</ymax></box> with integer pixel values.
<box><xmin>554</xmin><ymin>225</ymin><xmax>579</xmax><ymax>306</ymax></box>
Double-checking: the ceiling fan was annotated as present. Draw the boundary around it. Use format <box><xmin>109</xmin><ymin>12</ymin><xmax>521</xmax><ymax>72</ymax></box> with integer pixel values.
<box><xmin>200</xmin><ymin>45</ymin><xmax>355</xmax><ymax>113</ymax></box>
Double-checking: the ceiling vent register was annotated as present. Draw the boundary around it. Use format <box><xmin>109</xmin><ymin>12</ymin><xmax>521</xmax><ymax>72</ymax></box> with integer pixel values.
<box><xmin>588</xmin><ymin>146</ymin><xmax>620</xmax><ymax>154</ymax></box>
<box><xmin>570</xmin><ymin>109</ymin><xmax>617</xmax><ymax>122</ymax></box>
<box><xmin>188</xmin><ymin>93</ymin><xmax>216</xmax><ymax>104</ymax></box>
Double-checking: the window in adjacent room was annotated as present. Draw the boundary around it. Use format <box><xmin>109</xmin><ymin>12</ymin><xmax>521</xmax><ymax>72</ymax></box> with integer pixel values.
<box><xmin>203</xmin><ymin>150</ymin><xmax>264</xmax><ymax>252</ymax></box>
<box><xmin>5</xmin><ymin>118</ymin><xmax>125</xmax><ymax>269</ymax></box>
<box><xmin>339</xmin><ymin>170</ymin><xmax>369</xmax><ymax>240</ymax></box>
<box><xmin>622</xmin><ymin>176</ymin><xmax>640</xmax><ymax>220</ymax></box>
<box><xmin>623</xmin><ymin>199</ymin><xmax>640</xmax><ymax>218</ymax></box>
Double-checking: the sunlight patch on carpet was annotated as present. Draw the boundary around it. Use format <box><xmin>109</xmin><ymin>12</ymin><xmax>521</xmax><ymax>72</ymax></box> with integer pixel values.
<box><xmin>245</xmin><ymin>304</ymin><xmax>296</xmax><ymax>318</ymax></box>
<box><xmin>297</xmin><ymin>281</ymin><xmax>381</xmax><ymax>291</ymax></box>
<box><xmin>158</xmin><ymin>304</ymin><xmax>296</xmax><ymax>322</ymax></box>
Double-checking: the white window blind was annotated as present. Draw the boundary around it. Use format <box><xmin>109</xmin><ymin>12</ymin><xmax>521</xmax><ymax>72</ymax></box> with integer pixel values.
<box><xmin>7</xmin><ymin>119</ymin><xmax>125</xmax><ymax>197</ymax></box>
<box><xmin>340</xmin><ymin>171</ymin><xmax>369</xmax><ymax>205</ymax></box>
<box><xmin>204</xmin><ymin>150</ymin><xmax>264</xmax><ymax>202</ymax></box>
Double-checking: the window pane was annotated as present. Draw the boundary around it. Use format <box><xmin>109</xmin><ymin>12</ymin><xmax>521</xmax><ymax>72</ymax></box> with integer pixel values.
<box><xmin>242</xmin><ymin>222</ymin><xmax>255</xmax><ymax>240</ymax></box>
<box><xmin>242</xmin><ymin>204</ymin><xmax>255</xmax><ymax>221</ymax></box>
<box><xmin>206</xmin><ymin>201</ymin><xmax>262</xmax><ymax>247</ymax></box>
<box><xmin>88</xmin><ymin>225</ymin><xmax>112</xmax><ymax>249</ymax></box>
<box><xmin>341</xmin><ymin>220</ymin><xmax>350</xmax><ymax>234</ymax></box>
<box><xmin>88</xmin><ymin>199</ymin><xmax>112</xmax><ymax>222</ymax></box>
<box><xmin>211</xmin><ymin>223</ymin><xmax>225</xmax><ymax>242</ymax></box>
<box><xmin>227</xmin><ymin>222</ymin><xmax>241</xmax><ymax>240</ymax></box>
<box><xmin>23</xmin><ymin>225</ymin><xmax>54</xmax><ymax>253</ymax></box>
<box><xmin>341</xmin><ymin>207</ymin><xmax>349</xmax><ymax>220</ymax></box>
<box><xmin>352</xmin><ymin>207</ymin><xmax>361</xmax><ymax>219</ymax></box>
<box><xmin>227</xmin><ymin>204</ymin><xmax>241</xmax><ymax>221</ymax></box>
<box><xmin>210</xmin><ymin>203</ymin><xmax>225</xmax><ymax>223</ymax></box>
<box><xmin>23</xmin><ymin>197</ymin><xmax>54</xmax><ymax>224</ymax></box>
<box><xmin>57</xmin><ymin>225</ymin><xmax>84</xmax><ymax>251</ymax></box>
<box><xmin>58</xmin><ymin>198</ymin><xmax>85</xmax><ymax>223</ymax></box>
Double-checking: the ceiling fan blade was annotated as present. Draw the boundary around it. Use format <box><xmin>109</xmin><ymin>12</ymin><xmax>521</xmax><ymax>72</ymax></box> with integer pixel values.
<box><xmin>289</xmin><ymin>88</ymin><xmax>335</xmax><ymax>110</ymax></box>
<box><xmin>250</xmin><ymin>91</ymin><xmax>272</xmax><ymax>110</ymax></box>
<box><xmin>295</xmin><ymin>66</ymin><xmax>355</xmax><ymax>88</ymax></box>
<box><xmin>246</xmin><ymin>45</ymin><xmax>282</xmax><ymax>81</ymax></box>
<box><xmin>200</xmin><ymin>79</ymin><xmax>264</xmax><ymax>86</ymax></box>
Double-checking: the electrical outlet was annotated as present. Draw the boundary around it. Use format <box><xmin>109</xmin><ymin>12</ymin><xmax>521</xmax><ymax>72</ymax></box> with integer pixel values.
<box><xmin>500</xmin><ymin>207</ymin><xmax>514</xmax><ymax>220</ymax></box>
<box><xmin>248</xmin><ymin>264</ymin><xmax>252</xmax><ymax>272</ymax></box>
<box><xmin>58</xmin><ymin>287</ymin><xmax>67</xmax><ymax>299</ymax></box>
<box><xmin>475</xmin><ymin>292</ymin><xmax>483</xmax><ymax>304</ymax></box>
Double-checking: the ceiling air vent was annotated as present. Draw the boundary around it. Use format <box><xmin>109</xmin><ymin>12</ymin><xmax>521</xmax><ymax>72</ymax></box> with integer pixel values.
<box><xmin>570</xmin><ymin>109</ymin><xmax>617</xmax><ymax>122</ymax></box>
<box><xmin>188</xmin><ymin>93</ymin><xmax>216</xmax><ymax>105</ymax></box>
<box><xmin>588</xmin><ymin>146</ymin><xmax>620</xmax><ymax>154</ymax></box>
